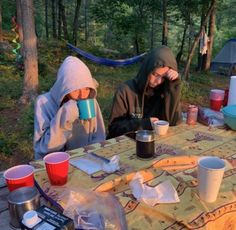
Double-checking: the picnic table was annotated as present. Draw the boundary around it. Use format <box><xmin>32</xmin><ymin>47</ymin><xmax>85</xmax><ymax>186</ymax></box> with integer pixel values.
<box><xmin>1</xmin><ymin>123</ymin><xmax>236</xmax><ymax>229</ymax></box>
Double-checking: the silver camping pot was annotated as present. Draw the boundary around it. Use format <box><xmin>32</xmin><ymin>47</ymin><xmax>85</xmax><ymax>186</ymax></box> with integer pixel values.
<box><xmin>136</xmin><ymin>130</ymin><xmax>155</xmax><ymax>159</ymax></box>
<box><xmin>7</xmin><ymin>186</ymin><xmax>40</xmax><ymax>229</ymax></box>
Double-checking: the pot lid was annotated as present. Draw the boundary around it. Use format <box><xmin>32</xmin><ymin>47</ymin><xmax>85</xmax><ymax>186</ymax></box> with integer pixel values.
<box><xmin>136</xmin><ymin>130</ymin><xmax>155</xmax><ymax>142</ymax></box>
<box><xmin>7</xmin><ymin>187</ymin><xmax>39</xmax><ymax>205</ymax></box>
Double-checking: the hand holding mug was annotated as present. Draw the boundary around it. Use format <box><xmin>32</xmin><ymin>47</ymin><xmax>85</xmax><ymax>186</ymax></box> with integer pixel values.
<box><xmin>77</xmin><ymin>99</ymin><xmax>96</xmax><ymax>120</ymax></box>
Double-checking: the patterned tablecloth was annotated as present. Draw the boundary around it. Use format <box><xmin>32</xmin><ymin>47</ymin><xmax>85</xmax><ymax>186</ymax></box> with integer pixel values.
<box><xmin>31</xmin><ymin>123</ymin><xmax>236</xmax><ymax>230</ymax></box>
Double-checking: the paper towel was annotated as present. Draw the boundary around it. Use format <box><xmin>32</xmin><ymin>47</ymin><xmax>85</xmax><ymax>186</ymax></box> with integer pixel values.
<box><xmin>102</xmin><ymin>155</ymin><xmax>120</xmax><ymax>173</ymax></box>
<box><xmin>228</xmin><ymin>76</ymin><xmax>236</xmax><ymax>105</ymax></box>
<box><xmin>70</xmin><ymin>154</ymin><xmax>120</xmax><ymax>175</ymax></box>
<box><xmin>129</xmin><ymin>172</ymin><xmax>180</xmax><ymax>206</ymax></box>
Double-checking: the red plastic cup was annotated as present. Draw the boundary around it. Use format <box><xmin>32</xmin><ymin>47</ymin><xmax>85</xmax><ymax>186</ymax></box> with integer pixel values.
<box><xmin>210</xmin><ymin>89</ymin><xmax>225</xmax><ymax>101</ymax></box>
<box><xmin>43</xmin><ymin>152</ymin><xmax>70</xmax><ymax>185</ymax></box>
<box><xmin>4</xmin><ymin>165</ymin><xmax>34</xmax><ymax>191</ymax></box>
<box><xmin>210</xmin><ymin>99</ymin><xmax>223</xmax><ymax>111</ymax></box>
<box><xmin>210</xmin><ymin>89</ymin><xmax>224</xmax><ymax>111</ymax></box>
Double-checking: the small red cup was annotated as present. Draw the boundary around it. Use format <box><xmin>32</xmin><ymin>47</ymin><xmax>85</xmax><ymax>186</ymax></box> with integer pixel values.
<box><xmin>210</xmin><ymin>89</ymin><xmax>224</xmax><ymax>111</ymax></box>
<box><xmin>210</xmin><ymin>99</ymin><xmax>223</xmax><ymax>111</ymax></box>
<box><xmin>210</xmin><ymin>89</ymin><xmax>225</xmax><ymax>101</ymax></box>
<box><xmin>43</xmin><ymin>152</ymin><xmax>70</xmax><ymax>185</ymax></box>
<box><xmin>4</xmin><ymin>165</ymin><xmax>34</xmax><ymax>191</ymax></box>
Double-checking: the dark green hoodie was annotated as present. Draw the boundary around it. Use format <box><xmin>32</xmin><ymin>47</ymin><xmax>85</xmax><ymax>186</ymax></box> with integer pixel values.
<box><xmin>107</xmin><ymin>46</ymin><xmax>182</xmax><ymax>139</ymax></box>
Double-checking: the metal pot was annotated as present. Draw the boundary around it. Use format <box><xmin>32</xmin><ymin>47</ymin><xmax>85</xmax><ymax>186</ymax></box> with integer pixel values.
<box><xmin>7</xmin><ymin>186</ymin><xmax>40</xmax><ymax>229</ymax></box>
<box><xmin>136</xmin><ymin>130</ymin><xmax>155</xmax><ymax>159</ymax></box>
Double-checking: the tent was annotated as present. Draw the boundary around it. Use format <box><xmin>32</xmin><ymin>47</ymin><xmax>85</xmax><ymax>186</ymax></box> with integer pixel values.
<box><xmin>210</xmin><ymin>38</ymin><xmax>236</xmax><ymax>75</ymax></box>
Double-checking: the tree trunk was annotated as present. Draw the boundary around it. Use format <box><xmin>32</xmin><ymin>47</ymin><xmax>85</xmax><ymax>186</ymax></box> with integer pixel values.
<box><xmin>183</xmin><ymin>3</ymin><xmax>214</xmax><ymax>80</ymax></box>
<box><xmin>150</xmin><ymin>10</ymin><xmax>154</xmax><ymax>49</ymax></box>
<box><xmin>57</xmin><ymin>0</ymin><xmax>62</xmax><ymax>40</ymax></box>
<box><xmin>84</xmin><ymin>0</ymin><xmax>88</xmax><ymax>41</ymax></box>
<box><xmin>134</xmin><ymin>36</ymin><xmax>140</xmax><ymax>55</ymax></box>
<box><xmin>188</xmin><ymin>23</ymin><xmax>192</xmax><ymax>54</ymax></box>
<box><xmin>20</xmin><ymin>0</ymin><xmax>38</xmax><ymax>104</ymax></box>
<box><xmin>104</xmin><ymin>22</ymin><xmax>113</xmax><ymax>47</ymax></box>
<box><xmin>72</xmin><ymin>0</ymin><xmax>82</xmax><ymax>45</ymax></box>
<box><xmin>16</xmin><ymin>0</ymin><xmax>23</xmax><ymax>55</ymax></box>
<box><xmin>51</xmin><ymin>0</ymin><xmax>57</xmax><ymax>38</ymax></box>
<box><xmin>197</xmin><ymin>2</ymin><xmax>206</xmax><ymax>71</ymax></box>
<box><xmin>61</xmin><ymin>1</ymin><xmax>68</xmax><ymax>40</ymax></box>
<box><xmin>0</xmin><ymin>1</ymin><xmax>3</xmax><ymax>42</ymax></box>
<box><xmin>162</xmin><ymin>0</ymin><xmax>168</xmax><ymax>45</ymax></box>
<box><xmin>205</xmin><ymin>0</ymin><xmax>216</xmax><ymax>70</ymax></box>
<box><xmin>45</xmin><ymin>0</ymin><xmax>49</xmax><ymax>38</ymax></box>
<box><xmin>176</xmin><ymin>22</ymin><xmax>187</xmax><ymax>64</ymax></box>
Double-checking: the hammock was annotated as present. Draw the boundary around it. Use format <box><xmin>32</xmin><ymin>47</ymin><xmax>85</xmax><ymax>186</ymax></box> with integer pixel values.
<box><xmin>67</xmin><ymin>43</ymin><xmax>146</xmax><ymax>67</ymax></box>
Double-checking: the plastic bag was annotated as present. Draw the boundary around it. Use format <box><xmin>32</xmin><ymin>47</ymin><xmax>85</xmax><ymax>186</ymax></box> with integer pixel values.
<box><xmin>61</xmin><ymin>187</ymin><xmax>127</xmax><ymax>230</ymax></box>
<box><xmin>198</xmin><ymin>107</ymin><xmax>225</xmax><ymax>127</ymax></box>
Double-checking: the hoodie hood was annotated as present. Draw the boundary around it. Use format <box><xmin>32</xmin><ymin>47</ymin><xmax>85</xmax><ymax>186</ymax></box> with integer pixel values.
<box><xmin>135</xmin><ymin>46</ymin><xmax>178</xmax><ymax>93</ymax></box>
<box><xmin>50</xmin><ymin>56</ymin><xmax>96</xmax><ymax>106</ymax></box>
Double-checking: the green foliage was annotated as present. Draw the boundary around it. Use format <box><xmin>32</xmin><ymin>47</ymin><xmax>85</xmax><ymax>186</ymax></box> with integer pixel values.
<box><xmin>90</xmin><ymin>0</ymin><xmax>160</xmax><ymax>53</ymax></box>
<box><xmin>181</xmin><ymin>80</ymin><xmax>203</xmax><ymax>103</ymax></box>
<box><xmin>181</xmin><ymin>81</ymin><xmax>211</xmax><ymax>107</ymax></box>
<box><xmin>17</xmin><ymin>139</ymin><xmax>34</xmax><ymax>160</ymax></box>
<box><xmin>1</xmin><ymin>0</ymin><xmax>16</xmax><ymax>30</ymax></box>
<box><xmin>2</xmin><ymin>0</ymin><xmax>236</xmax><ymax>57</ymax></box>
<box><xmin>0</xmin><ymin>52</ymin><xmax>23</xmax><ymax>107</ymax></box>
<box><xmin>18</xmin><ymin>104</ymin><xmax>34</xmax><ymax>139</ymax></box>
<box><xmin>189</xmin><ymin>72</ymin><xmax>214</xmax><ymax>85</ymax></box>
<box><xmin>0</xmin><ymin>132</ymin><xmax>17</xmax><ymax>156</ymax></box>
<box><xmin>181</xmin><ymin>71</ymin><xmax>229</xmax><ymax>106</ymax></box>
<box><xmin>0</xmin><ymin>76</ymin><xmax>22</xmax><ymax>99</ymax></box>
<box><xmin>0</xmin><ymin>129</ymin><xmax>33</xmax><ymax>159</ymax></box>
<box><xmin>0</xmin><ymin>95</ymin><xmax>16</xmax><ymax>110</ymax></box>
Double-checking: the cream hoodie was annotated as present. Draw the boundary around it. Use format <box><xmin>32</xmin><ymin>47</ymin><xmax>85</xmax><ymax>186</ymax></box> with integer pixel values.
<box><xmin>34</xmin><ymin>56</ymin><xmax>105</xmax><ymax>159</ymax></box>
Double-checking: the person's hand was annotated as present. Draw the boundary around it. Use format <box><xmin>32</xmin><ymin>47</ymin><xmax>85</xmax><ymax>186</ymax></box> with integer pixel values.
<box><xmin>150</xmin><ymin>117</ymin><xmax>159</xmax><ymax>123</ymax></box>
<box><xmin>166</xmin><ymin>69</ymin><xmax>178</xmax><ymax>81</ymax></box>
<box><xmin>150</xmin><ymin>117</ymin><xmax>159</xmax><ymax>130</ymax></box>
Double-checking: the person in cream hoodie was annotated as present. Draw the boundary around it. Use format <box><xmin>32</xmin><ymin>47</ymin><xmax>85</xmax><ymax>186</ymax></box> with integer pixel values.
<box><xmin>34</xmin><ymin>56</ymin><xmax>106</xmax><ymax>159</ymax></box>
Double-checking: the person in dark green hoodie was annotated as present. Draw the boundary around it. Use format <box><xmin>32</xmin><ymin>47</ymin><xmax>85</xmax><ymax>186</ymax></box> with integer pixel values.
<box><xmin>107</xmin><ymin>46</ymin><xmax>182</xmax><ymax>139</ymax></box>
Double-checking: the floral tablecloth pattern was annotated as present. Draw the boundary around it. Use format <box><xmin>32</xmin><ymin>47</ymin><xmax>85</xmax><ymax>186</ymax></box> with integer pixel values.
<box><xmin>33</xmin><ymin>123</ymin><xmax>236</xmax><ymax>229</ymax></box>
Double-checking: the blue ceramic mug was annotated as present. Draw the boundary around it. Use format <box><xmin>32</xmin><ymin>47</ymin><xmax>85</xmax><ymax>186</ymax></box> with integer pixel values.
<box><xmin>77</xmin><ymin>99</ymin><xmax>96</xmax><ymax>120</ymax></box>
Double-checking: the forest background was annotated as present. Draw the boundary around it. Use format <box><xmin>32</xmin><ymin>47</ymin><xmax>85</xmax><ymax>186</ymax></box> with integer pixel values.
<box><xmin>0</xmin><ymin>0</ymin><xmax>235</xmax><ymax>170</ymax></box>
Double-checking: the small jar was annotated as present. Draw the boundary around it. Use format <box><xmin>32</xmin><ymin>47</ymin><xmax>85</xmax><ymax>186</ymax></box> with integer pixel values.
<box><xmin>136</xmin><ymin>130</ymin><xmax>155</xmax><ymax>159</ymax></box>
<box><xmin>186</xmin><ymin>105</ymin><xmax>198</xmax><ymax>125</ymax></box>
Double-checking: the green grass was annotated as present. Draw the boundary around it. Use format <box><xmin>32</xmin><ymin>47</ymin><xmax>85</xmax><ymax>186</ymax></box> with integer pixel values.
<box><xmin>0</xmin><ymin>37</ymin><xmax>230</xmax><ymax>170</ymax></box>
<box><xmin>0</xmin><ymin>131</ymin><xmax>17</xmax><ymax>156</ymax></box>
<box><xmin>181</xmin><ymin>72</ymin><xmax>229</xmax><ymax>107</ymax></box>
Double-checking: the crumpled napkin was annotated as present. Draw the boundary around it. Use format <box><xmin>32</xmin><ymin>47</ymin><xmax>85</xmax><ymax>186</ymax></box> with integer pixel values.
<box><xmin>129</xmin><ymin>172</ymin><xmax>180</xmax><ymax>206</ymax></box>
<box><xmin>102</xmin><ymin>155</ymin><xmax>120</xmax><ymax>173</ymax></box>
